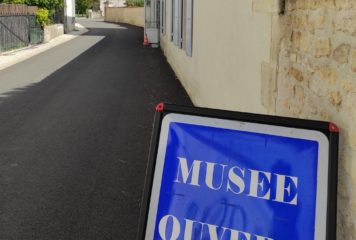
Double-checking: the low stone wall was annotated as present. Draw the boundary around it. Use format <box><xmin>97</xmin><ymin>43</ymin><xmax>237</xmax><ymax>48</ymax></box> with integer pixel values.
<box><xmin>87</xmin><ymin>10</ymin><xmax>103</xmax><ymax>19</ymax></box>
<box><xmin>43</xmin><ymin>24</ymin><xmax>64</xmax><ymax>43</ymax></box>
<box><xmin>104</xmin><ymin>7</ymin><xmax>144</xmax><ymax>27</ymax></box>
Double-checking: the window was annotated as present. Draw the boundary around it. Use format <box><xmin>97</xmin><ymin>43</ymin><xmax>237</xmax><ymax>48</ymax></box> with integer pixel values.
<box><xmin>185</xmin><ymin>0</ymin><xmax>193</xmax><ymax>56</ymax></box>
<box><xmin>171</xmin><ymin>0</ymin><xmax>193</xmax><ymax>56</ymax></box>
<box><xmin>172</xmin><ymin>0</ymin><xmax>180</xmax><ymax>46</ymax></box>
<box><xmin>160</xmin><ymin>0</ymin><xmax>166</xmax><ymax>34</ymax></box>
<box><xmin>170</xmin><ymin>0</ymin><xmax>174</xmax><ymax>41</ymax></box>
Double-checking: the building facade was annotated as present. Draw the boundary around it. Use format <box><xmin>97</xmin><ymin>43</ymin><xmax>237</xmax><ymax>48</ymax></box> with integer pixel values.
<box><xmin>100</xmin><ymin>0</ymin><xmax>126</xmax><ymax>15</ymax></box>
<box><xmin>158</xmin><ymin>0</ymin><xmax>356</xmax><ymax>238</ymax></box>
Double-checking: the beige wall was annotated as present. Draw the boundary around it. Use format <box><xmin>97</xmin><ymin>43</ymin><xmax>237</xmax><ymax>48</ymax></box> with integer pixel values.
<box><xmin>104</xmin><ymin>7</ymin><xmax>144</xmax><ymax>27</ymax></box>
<box><xmin>160</xmin><ymin>0</ymin><xmax>275</xmax><ymax>114</ymax></box>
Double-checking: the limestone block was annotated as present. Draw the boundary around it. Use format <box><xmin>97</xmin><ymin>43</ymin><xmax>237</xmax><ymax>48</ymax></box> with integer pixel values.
<box><xmin>351</xmin><ymin>48</ymin><xmax>356</xmax><ymax>72</ymax></box>
<box><xmin>315</xmin><ymin>37</ymin><xmax>332</xmax><ymax>57</ymax></box>
<box><xmin>319</xmin><ymin>109</ymin><xmax>330</xmax><ymax>120</ymax></box>
<box><xmin>293</xmin><ymin>15</ymin><xmax>308</xmax><ymax>30</ymax></box>
<box><xmin>316</xmin><ymin>66</ymin><xmax>338</xmax><ymax>84</ymax></box>
<box><xmin>293</xmin><ymin>84</ymin><xmax>305</xmax><ymax>102</ymax></box>
<box><xmin>328</xmin><ymin>91</ymin><xmax>342</xmax><ymax>106</ymax></box>
<box><xmin>315</xmin><ymin>15</ymin><xmax>326</xmax><ymax>29</ymax></box>
<box><xmin>301</xmin><ymin>34</ymin><xmax>312</xmax><ymax>53</ymax></box>
<box><xmin>310</xmin><ymin>13</ymin><xmax>326</xmax><ymax>30</ymax></box>
<box><xmin>345</xmin><ymin>93</ymin><xmax>356</xmax><ymax>121</ymax></box>
<box><xmin>334</xmin><ymin>13</ymin><xmax>356</xmax><ymax>35</ymax></box>
<box><xmin>348</xmin><ymin>131</ymin><xmax>356</xmax><ymax>150</ymax></box>
<box><xmin>333</xmin><ymin>44</ymin><xmax>351</xmax><ymax>64</ymax></box>
<box><xmin>323</xmin><ymin>0</ymin><xmax>336</xmax><ymax>8</ymax></box>
<box><xmin>352</xmin><ymin>198</ymin><xmax>356</xmax><ymax>213</ymax></box>
<box><xmin>291</xmin><ymin>104</ymin><xmax>302</xmax><ymax>116</ymax></box>
<box><xmin>296</xmin><ymin>0</ymin><xmax>307</xmax><ymax>9</ymax></box>
<box><xmin>289</xmin><ymin>67</ymin><xmax>304</xmax><ymax>82</ymax></box>
<box><xmin>306</xmin><ymin>98</ymin><xmax>318</xmax><ymax>115</ymax></box>
<box><xmin>292</xmin><ymin>31</ymin><xmax>302</xmax><ymax>50</ymax></box>
<box><xmin>308</xmin><ymin>0</ymin><xmax>322</xmax><ymax>9</ymax></box>
<box><xmin>289</xmin><ymin>53</ymin><xmax>297</xmax><ymax>62</ymax></box>
<box><xmin>335</xmin><ymin>0</ymin><xmax>354</xmax><ymax>9</ymax></box>
<box><xmin>306</xmin><ymin>0</ymin><xmax>335</xmax><ymax>8</ymax></box>
<box><xmin>341</xmin><ymin>80</ymin><xmax>356</xmax><ymax>93</ymax></box>
<box><xmin>310</xmin><ymin>77</ymin><xmax>328</xmax><ymax>97</ymax></box>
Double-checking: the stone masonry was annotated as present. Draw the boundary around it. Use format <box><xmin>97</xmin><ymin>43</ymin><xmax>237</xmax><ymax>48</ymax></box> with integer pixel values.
<box><xmin>274</xmin><ymin>0</ymin><xmax>356</xmax><ymax>238</ymax></box>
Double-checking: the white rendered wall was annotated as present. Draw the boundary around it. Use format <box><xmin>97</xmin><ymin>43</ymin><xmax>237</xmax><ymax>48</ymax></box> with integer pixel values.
<box><xmin>160</xmin><ymin>0</ymin><xmax>272</xmax><ymax>114</ymax></box>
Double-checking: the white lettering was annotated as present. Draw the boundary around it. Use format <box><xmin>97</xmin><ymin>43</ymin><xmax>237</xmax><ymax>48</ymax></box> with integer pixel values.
<box><xmin>206</xmin><ymin>162</ymin><xmax>227</xmax><ymax>190</ymax></box>
<box><xmin>159</xmin><ymin>215</ymin><xmax>180</xmax><ymax>240</ymax></box>
<box><xmin>157</xmin><ymin>215</ymin><xmax>274</xmax><ymax>240</ymax></box>
<box><xmin>184</xmin><ymin>219</ymin><xmax>200</xmax><ymax>240</ymax></box>
<box><xmin>227</xmin><ymin>166</ymin><xmax>246</xmax><ymax>194</ymax></box>
<box><xmin>174</xmin><ymin>157</ymin><xmax>299</xmax><ymax>206</ymax></box>
<box><xmin>248</xmin><ymin>170</ymin><xmax>271</xmax><ymax>200</ymax></box>
<box><xmin>175</xmin><ymin>157</ymin><xmax>202</xmax><ymax>186</ymax></box>
<box><xmin>274</xmin><ymin>173</ymin><xmax>298</xmax><ymax>205</ymax></box>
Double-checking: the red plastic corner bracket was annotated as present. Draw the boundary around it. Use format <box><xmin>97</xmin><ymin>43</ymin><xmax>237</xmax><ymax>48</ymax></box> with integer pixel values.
<box><xmin>329</xmin><ymin>122</ymin><xmax>339</xmax><ymax>133</ymax></box>
<box><xmin>155</xmin><ymin>102</ymin><xmax>165</xmax><ymax>112</ymax></box>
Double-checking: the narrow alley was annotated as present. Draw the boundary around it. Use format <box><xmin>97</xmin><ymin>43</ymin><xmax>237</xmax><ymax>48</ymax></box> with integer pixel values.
<box><xmin>0</xmin><ymin>18</ymin><xmax>191</xmax><ymax>239</ymax></box>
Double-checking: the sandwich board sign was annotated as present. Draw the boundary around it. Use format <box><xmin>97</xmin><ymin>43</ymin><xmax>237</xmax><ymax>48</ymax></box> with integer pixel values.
<box><xmin>137</xmin><ymin>103</ymin><xmax>338</xmax><ymax>240</ymax></box>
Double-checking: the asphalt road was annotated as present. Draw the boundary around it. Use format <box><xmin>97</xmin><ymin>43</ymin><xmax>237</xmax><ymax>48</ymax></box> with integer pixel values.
<box><xmin>0</xmin><ymin>19</ymin><xmax>192</xmax><ymax>239</ymax></box>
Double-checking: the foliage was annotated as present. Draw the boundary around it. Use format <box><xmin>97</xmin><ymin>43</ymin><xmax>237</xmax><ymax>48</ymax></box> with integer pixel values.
<box><xmin>126</xmin><ymin>0</ymin><xmax>144</xmax><ymax>7</ymax></box>
<box><xmin>76</xmin><ymin>0</ymin><xmax>97</xmax><ymax>14</ymax></box>
<box><xmin>1</xmin><ymin>0</ymin><xmax>63</xmax><ymax>12</ymax></box>
<box><xmin>2</xmin><ymin>0</ymin><xmax>26</xmax><ymax>4</ymax></box>
<box><xmin>35</xmin><ymin>7</ymin><xmax>50</xmax><ymax>27</ymax></box>
<box><xmin>26</xmin><ymin>0</ymin><xmax>63</xmax><ymax>12</ymax></box>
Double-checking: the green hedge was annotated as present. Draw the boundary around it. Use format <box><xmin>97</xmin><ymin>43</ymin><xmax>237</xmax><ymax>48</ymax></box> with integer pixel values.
<box><xmin>35</xmin><ymin>8</ymin><xmax>50</xmax><ymax>27</ymax></box>
<box><xmin>125</xmin><ymin>0</ymin><xmax>144</xmax><ymax>7</ymax></box>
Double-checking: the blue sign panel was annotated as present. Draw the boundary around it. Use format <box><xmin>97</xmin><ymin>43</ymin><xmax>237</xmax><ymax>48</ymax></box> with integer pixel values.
<box><xmin>145</xmin><ymin>113</ymin><xmax>330</xmax><ymax>240</ymax></box>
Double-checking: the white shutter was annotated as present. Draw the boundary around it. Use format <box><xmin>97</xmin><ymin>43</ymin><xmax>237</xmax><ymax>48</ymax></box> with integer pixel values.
<box><xmin>163</xmin><ymin>0</ymin><xmax>166</xmax><ymax>34</ymax></box>
<box><xmin>185</xmin><ymin>0</ymin><xmax>193</xmax><ymax>56</ymax></box>
<box><xmin>178</xmin><ymin>0</ymin><xmax>183</xmax><ymax>48</ymax></box>
<box><xmin>160</xmin><ymin>0</ymin><xmax>166</xmax><ymax>34</ymax></box>
<box><xmin>171</xmin><ymin>0</ymin><xmax>174</xmax><ymax>41</ymax></box>
<box><xmin>173</xmin><ymin>0</ymin><xmax>179</xmax><ymax>46</ymax></box>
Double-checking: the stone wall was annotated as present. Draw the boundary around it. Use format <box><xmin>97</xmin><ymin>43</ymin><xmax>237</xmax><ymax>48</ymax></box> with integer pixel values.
<box><xmin>275</xmin><ymin>0</ymin><xmax>356</xmax><ymax>238</ymax></box>
<box><xmin>43</xmin><ymin>24</ymin><xmax>64</xmax><ymax>43</ymax></box>
<box><xmin>104</xmin><ymin>7</ymin><xmax>144</xmax><ymax>27</ymax></box>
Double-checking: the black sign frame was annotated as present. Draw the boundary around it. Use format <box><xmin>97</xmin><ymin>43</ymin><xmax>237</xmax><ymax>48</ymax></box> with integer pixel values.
<box><xmin>136</xmin><ymin>103</ymin><xmax>339</xmax><ymax>240</ymax></box>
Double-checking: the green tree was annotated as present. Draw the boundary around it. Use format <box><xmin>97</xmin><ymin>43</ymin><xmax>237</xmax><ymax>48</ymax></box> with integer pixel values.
<box><xmin>25</xmin><ymin>0</ymin><xmax>63</xmax><ymax>12</ymax></box>
<box><xmin>2</xmin><ymin>0</ymin><xmax>63</xmax><ymax>13</ymax></box>
<box><xmin>76</xmin><ymin>0</ymin><xmax>93</xmax><ymax>14</ymax></box>
<box><xmin>2</xmin><ymin>0</ymin><xmax>26</xmax><ymax>4</ymax></box>
<box><xmin>126</xmin><ymin>0</ymin><xmax>144</xmax><ymax>7</ymax></box>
